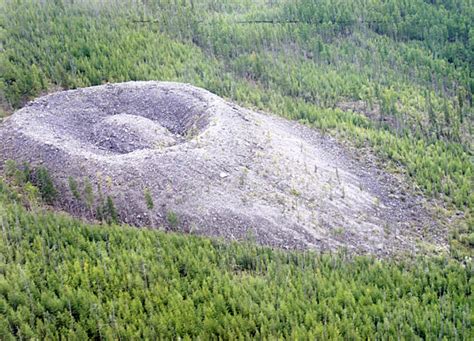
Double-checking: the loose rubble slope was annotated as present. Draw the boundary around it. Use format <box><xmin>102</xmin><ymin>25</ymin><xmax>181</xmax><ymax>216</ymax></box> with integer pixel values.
<box><xmin>0</xmin><ymin>81</ymin><xmax>447</xmax><ymax>255</ymax></box>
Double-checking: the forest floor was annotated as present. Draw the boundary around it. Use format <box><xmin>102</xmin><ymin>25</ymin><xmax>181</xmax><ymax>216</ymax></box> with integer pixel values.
<box><xmin>0</xmin><ymin>81</ymin><xmax>448</xmax><ymax>256</ymax></box>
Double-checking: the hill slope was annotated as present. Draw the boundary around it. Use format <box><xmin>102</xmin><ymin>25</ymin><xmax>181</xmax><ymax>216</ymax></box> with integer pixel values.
<box><xmin>1</xmin><ymin>81</ymin><xmax>447</xmax><ymax>255</ymax></box>
<box><xmin>0</xmin><ymin>183</ymin><xmax>471</xmax><ymax>339</ymax></box>
<box><xmin>1</xmin><ymin>0</ymin><xmax>472</xmax><ymax>254</ymax></box>
<box><xmin>0</xmin><ymin>0</ymin><xmax>472</xmax><ymax>338</ymax></box>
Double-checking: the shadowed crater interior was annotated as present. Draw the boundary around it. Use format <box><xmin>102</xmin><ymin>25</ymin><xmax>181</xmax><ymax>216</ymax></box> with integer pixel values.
<box><xmin>41</xmin><ymin>83</ymin><xmax>212</xmax><ymax>155</ymax></box>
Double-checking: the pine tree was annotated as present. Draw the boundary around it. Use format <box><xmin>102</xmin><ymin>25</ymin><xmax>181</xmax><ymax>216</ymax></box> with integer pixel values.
<box><xmin>68</xmin><ymin>176</ymin><xmax>81</xmax><ymax>201</ymax></box>
<box><xmin>34</xmin><ymin>167</ymin><xmax>57</xmax><ymax>204</ymax></box>
<box><xmin>83</xmin><ymin>178</ymin><xmax>94</xmax><ymax>216</ymax></box>
<box><xmin>144</xmin><ymin>188</ymin><xmax>154</xmax><ymax>227</ymax></box>
<box><xmin>105</xmin><ymin>195</ymin><xmax>118</xmax><ymax>224</ymax></box>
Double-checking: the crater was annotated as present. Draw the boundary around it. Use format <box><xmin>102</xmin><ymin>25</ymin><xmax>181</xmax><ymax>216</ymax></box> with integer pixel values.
<box><xmin>19</xmin><ymin>82</ymin><xmax>212</xmax><ymax>156</ymax></box>
<box><xmin>0</xmin><ymin>81</ymin><xmax>447</xmax><ymax>257</ymax></box>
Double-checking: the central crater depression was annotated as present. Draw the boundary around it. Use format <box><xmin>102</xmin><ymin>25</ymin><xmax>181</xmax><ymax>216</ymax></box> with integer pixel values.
<box><xmin>42</xmin><ymin>83</ymin><xmax>211</xmax><ymax>155</ymax></box>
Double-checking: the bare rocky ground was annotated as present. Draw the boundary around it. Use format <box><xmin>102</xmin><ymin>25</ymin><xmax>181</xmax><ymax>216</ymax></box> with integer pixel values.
<box><xmin>0</xmin><ymin>81</ymin><xmax>448</xmax><ymax>256</ymax></box>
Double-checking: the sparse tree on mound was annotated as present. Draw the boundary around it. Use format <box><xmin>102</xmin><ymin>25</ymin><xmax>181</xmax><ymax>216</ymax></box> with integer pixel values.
<box><xmin>33</xmin><ymin>167</ymin><xmax>57</xmax><ymax>204</ymax></box>
<box><xmin>105</xmin><ymin>195</ymin><xmax>118</xmax><ymax>224</ymax></box>
<box><xmin>68</xmin><ymin>176</ymin><xmax>81</xmax><ymax>201</ymax></box>
<box><xmin>144</xmin><ymin>187</ymin><xmax>154</xmax><ymax>227</ymax></box>
<box><xmin>83</xmin><ymin>178</ymin><xmax>95</xmax><ymax>217</ymax></box>
<box><xmin>166</xmin><ymin>210</ymin><xmax>179</xmax><ymax>229</ymax></box>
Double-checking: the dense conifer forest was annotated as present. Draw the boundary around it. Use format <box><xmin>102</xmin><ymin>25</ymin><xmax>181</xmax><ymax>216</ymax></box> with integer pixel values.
<box><xmin>0</xmin><ymin>0</ymin><xmax>472</xmax><ymax>338</ymax></box>
<box><xmin>0</xmin><ymin>179</ymin><xmax>472</xmax><ymax>339</ymax></box>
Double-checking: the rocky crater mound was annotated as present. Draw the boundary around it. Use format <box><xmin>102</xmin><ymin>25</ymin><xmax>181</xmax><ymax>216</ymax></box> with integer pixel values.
<box><xmin>0</xmin><ymin>81</ymin><xmax>447</xmax><ymax>256</ymax></box>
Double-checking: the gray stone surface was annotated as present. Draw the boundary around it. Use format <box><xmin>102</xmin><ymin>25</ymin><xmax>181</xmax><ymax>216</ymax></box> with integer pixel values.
<box><xmin>0</xmin><ymin>81</ymin><xmax>447</xmax><ymax>256</ymax></box>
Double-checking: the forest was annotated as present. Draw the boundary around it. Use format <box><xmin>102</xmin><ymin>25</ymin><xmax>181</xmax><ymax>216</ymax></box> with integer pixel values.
<box><xmin>0</xmin><ymin>178</ymin><xmax>472</xmax><ymax>339</ymax></box>
<box><xmin>0</xmin><ymin>0</ymin><xmax>472</xmax><ymax>338</ymax></box>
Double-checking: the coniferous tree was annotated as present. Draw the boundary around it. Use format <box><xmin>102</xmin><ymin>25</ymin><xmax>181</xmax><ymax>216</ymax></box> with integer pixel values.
<box><xmin>33</xmin><ymin>167</ymin><xmax>57</xmax><ymax>204</ymax></box>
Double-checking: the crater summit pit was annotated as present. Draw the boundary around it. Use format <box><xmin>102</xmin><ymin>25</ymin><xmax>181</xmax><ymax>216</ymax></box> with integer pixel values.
<box><xmin>0</xmin><ymin>81</ymin><xmax>447</xmax><ymax>256</ymax></box>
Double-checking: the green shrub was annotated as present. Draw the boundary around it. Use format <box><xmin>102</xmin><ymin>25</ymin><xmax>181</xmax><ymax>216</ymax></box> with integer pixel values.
<box><xmin>68</xmin><ymin>176</ymin><xmax>81</xmax><ymax>201</ymax></box>
<box><xmin>144</xmin><ymin>188</ymin><xmax>154</xmax><ymax>210</ymax></box>
<box><xmin>32</xmin><ymin>167</ymin><xmax>57</xmax><ymax>204</ymax></box>
<box><xmin>166</xmin><ymin>210</ymin><xmax>179</xmax><ymax>228</ymax></box>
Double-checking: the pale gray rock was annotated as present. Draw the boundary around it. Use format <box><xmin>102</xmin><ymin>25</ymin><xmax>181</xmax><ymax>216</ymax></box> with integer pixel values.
<box><xmin>0</xmin><ymin>81</ymin><xmax>447</xmax><ymax>256</ymax></box>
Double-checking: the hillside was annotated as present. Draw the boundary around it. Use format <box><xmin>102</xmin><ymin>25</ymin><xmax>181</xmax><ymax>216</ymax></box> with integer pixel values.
<box><xmin>0</xmin><ymin>181</ymin><xmax>472</xmax><ymax>339</ymax></box>
<box><xmin>0</xmin><ymin>81</ymin><xmax>447</xmax><ymax>255</ymax></box>
<box><xmin>0</xmin><ymin>0</ymin><xmax>473</xmax><ymax>339</ymax></box>
<box><xmin>1</xmin><ymin>0</ymin><xmax>472</xmax><ymax>253</ymax></box>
